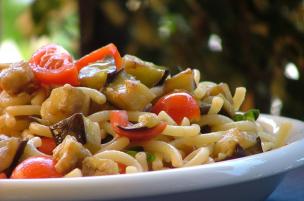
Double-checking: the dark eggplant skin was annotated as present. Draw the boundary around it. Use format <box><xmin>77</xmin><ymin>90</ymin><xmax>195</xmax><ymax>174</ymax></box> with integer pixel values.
<box><xmin>4</xmin><ymin>140</ymin><xmax>27</xmax><ymax>177</ymax></box>
<box><xmin>154</xmin><ymin>69</ymin><xmax>170</xmax><ymax>87</ymax></box>
<box><xmin>101</xmin><ymin>134</ymin><xmax>114</xmax><ymax>144</ymax></box>
<box><xmin>50</xmin><ymin>113</ymin><xmax>86</xmax><ymax>145</ymax></box>
<box><xmin>225</xmin><ymin>137</ymin><xmax>263</xmax><ymax>161</ymax></box>
<box><xmin>200</xmin><ymin>103</ymin><xmax>211</xmax><ymax>115</ymax></box>
<box><xmin>104</xmin><ymin>68</ymin><xmax>121</xmax><ymax>86</ymax></box>
<box><xmin>117</xmin><ymin>123</ymin><xmax>149</xmax><ymax>132</ymax></box>
<box><xmin>200</xmin><ymin>125</ymin><xmax>212</xmax><ymax>134</ymax></box>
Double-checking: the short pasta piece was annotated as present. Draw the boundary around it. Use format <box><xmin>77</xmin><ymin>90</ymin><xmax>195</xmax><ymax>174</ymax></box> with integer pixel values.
<box><xmin>161</xmin><ymin>124</ymin><xmax>200</xmax><ymax>137</ymax></box>
<box><xmin>143</xmin><ymin>141</ymin><xmax>183</xmax><ymax>168</ymax></box>
<box><xmin>29</xmin><ymin>122</ymin><xmax>53</xmax><ymax>138</ymax></box>
<box><xmin>95</xmin><ymin>150</ymin><xmax>143</xmax><ymax>172</ymax></box>
<box><xmin>5</xmin><ymin>105</ymin><xmax>41</xmax><ymax>116</ymax></box>
<box><xmin>183</xmin><ymin>147</ymin><xmax>210</xmax><ymax>167</ymax></box>
<box><xmin>208</xmin><ymin>96</ymin><xmax>224</xmax><ymax>115</ymax></box>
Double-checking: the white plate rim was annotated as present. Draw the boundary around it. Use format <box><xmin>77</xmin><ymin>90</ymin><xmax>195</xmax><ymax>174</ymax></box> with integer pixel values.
<box><xmin>1</xmin><ymin>114</ymin><xmax>304</xmax><ymax>201</ymax></box>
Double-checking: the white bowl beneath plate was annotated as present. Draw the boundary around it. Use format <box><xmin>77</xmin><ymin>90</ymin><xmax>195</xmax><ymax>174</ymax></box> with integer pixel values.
<box><xmin>0</xmin><ymin>115</ymin><xmax>303</xmax><ymax>201</ymax></box>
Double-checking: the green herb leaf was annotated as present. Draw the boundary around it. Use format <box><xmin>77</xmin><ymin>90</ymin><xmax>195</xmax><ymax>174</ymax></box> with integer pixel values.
<box><xmin>233</xmin><ymin>109</ymin><xmax>260</xmax><ymax>122</ymax></box>
<box><xmin>126</xmin><ymin>150</ymin><xmax>138</xmax><ymax>157</ymax></box>
<box><xmin>233</xmin><ymin>114</ymin><xmax>245</xmax><ymax>121</ymax></box>
<box><xmin>146</xmin><ymin>152</ymin><xmax>156</xmax><ymax>162</ymax></box>
<box><xmin>125</xmin><ymin>150</ymin><xmax>156</xmax><ymax>162</ymax></box>
<box><xmin>244</xmin><ymin>109</ymin><xmax>260</xmax><ymax>121</ymax></box>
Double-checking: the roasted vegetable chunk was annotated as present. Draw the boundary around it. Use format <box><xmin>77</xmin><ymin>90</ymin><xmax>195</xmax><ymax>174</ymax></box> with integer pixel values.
<box><xmin>213</xmin><ymin>128</ymin><xmax>257</xmax><ymax>160</ymax></box>
<box><xmin>105</xmin><ymin>71</ymin><xmax>155</xmax><ymax>111</ymax></box>
<box><xmin>0</xmin><ymin>137</ymin><xmax>20</xmax><ymax>172</ymax></box>
<box><xmin>50</xmin><ymin>113</ymin><xmax>101</xmax><ymax>154</ymax></box>
<box><xmin>164</xmin><ymin>68</ymin><xmax>195</xmax><ymax>93</ymax></box>
<box><xmin>53</xmin><ymin>135</ymin><xmax>91</xmax><ymax>174</ymax></box>
<box><xmin>82</xmin><ymin>156</ymin><xmax>119</xmax><ymax>176</ymax></box>
<box><xmin>0</xmin><ymin>61</ymin><xmax>37</xmax><ymax>95</ymax></box>
<box><xmin>123</xmin><ymin>55</ymin><xmax>168</xmax><ymax>87</ymax></box>
<box><xmin>79</xmin><ymin>61</ymin><xmax>117</xmax><ymax>90</ymax></box>
<box><xmin>41</xmin><ymin>84</ymin><xmax>90</xmax><ymax>124</ymax></box>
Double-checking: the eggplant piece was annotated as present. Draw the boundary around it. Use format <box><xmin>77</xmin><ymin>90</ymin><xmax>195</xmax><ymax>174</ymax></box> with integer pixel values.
<box><xmin>224</xmin><ymin>144</ymin><xmax>248</xmax><ymax>160</ymax></box>
<box><xmin>50</xmin><ymin>113</ymin><xmax>86</xmax><ymax>145</ymax></box>
<box><xmin>79</xmin><ymin>61</ymin><xmax>117</xmax><ymax>90</ymax></box>
<box><xmin>40</xmin><ymin>84</ymin><xmax>90</xmax><ymax>124</ymax></box>
<box><xmin>53</xmin><ymin>135</ymin><xmax>92</xmax><ymax>174</ymax></box>
<box><xmin>117</xmin><ymin>123</ymin><xmax>148</xmax><ymax>132</ymax></box>
<box><xmin>225</xmin><ymin>137</ymin><xmax>263</xmax><ymax>160</ymax></box>
<box><xmin>164</xmin><ymin>68</ymin><xmax>195</xmax><ymax>93</ymax></box>
<box><xmin>0</xmin><ymin>61</ymin><xmax>38</xmax><ymax>95</ymax></box>
<box><xmin>200</xmin><ymin>125</ymin><xmax>211</xmax><ymax>134</ymax></box>
<box><xmin>105</xmin><ymin>71</ymin><xmax>156</xmax><ymax>111</ymax></box>
<box><xmin>200</xmin><ymin>102</ymin><xmax>211</xmax><ymax>115</ymax></box>
<box><xmin>50</xmin><ymin>113</ymin><xmax>101</xmax><ymax>153</ymax></box>
<box><xmin>244</xmin><ymin>137</ymin><xmax>263</xmax><ymax>154</ymax></box>
<box><xmin>0</xmin><ymin>137</ymin><xmax>21</xmax><ymax>172</ymax></box>
<box><xmin>123</xmin><ymin>55</ymin><xmax>169</xmax><ymax>87</ymax></box>
<box><xmin>82</xmin><ymin>156</ymin><xmax>119</xmax><ymax>176</ymax></box>
<box><xmin>4</xmin><ymin>140</ymin><xmax>27</xmax><ymax>176</ymax></box>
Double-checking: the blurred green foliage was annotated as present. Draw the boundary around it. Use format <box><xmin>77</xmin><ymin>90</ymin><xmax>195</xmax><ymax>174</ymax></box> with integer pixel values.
<box><xmin>78</xmin><ymin>0</ymin><xmax>304</xmax><ymax>120</ymax></box>
<box><xmin>0</xmin><ymin>0</ymin><xmax>79</xmax><ymax>58</ymax></box>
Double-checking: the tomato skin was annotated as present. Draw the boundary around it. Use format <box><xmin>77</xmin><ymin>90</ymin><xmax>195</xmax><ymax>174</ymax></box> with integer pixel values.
<box><xmin>117</xmin><ymin>163</ymin><xmax>126</xmax><ymax>174</ymax></box>
<box><xmin>29</xmin><ymin>44</ymin><xmax>79</xmax><ymax>86</ymax></box>
<box><xmin>110</xmin><ymin>110</ymin><xmax>167</xmax><ymax>141</ymax></box>
<box><xmin>10</xmin><ymin>156</ymin><xmax>62</xmax><ymax>179</ymax></box>
<box><xmin>76</xmin><ymin>43</ymin><xmax>122</xmax><ymax>71</ymax></box>
<box><xmin>0</xmin><ymin>173</ymin><xmax>7</xmax><ymax>179</ymax></box>
<box><xmin>152</xmin><ymin>92</ymin><xmax>200</xmax><ymax>124</ymax></box>
<box><xmin>38</xmin><ymin>137</ymin><xmax>57</xmax><ymax>155</ymax></box>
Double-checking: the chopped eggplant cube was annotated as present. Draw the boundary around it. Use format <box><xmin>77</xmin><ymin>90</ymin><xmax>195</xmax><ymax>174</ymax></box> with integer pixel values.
<box><xmin>50</xmin><ymin>113</ymin><xmax>86</xmax><ymax>145</ymax></box>
<box><xmin>105</xmin><ymin>71</ymin><xmax>156</xmax><ymax>111</ymax></box>
<box><xmin>164</xmin><ymin>68</ymin><xmax>195</xmax><ymax>93</ymax></box>
<box><xmin>79</xmin><ymin>61</ymin><xmax>117</xmax><ymax>90</ymax></box>
<box><xmin>123</xmin><ymin>55</ymin><xmax>168</xmax><ymax>87</ymax></box>
<box><xmin>50</xmin><ymin>113</ymin><xmax>101</xmax><ymax>154</ymax></box>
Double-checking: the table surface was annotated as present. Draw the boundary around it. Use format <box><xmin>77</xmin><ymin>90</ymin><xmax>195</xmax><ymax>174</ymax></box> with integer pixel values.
<box><xmin>266</xmin><ymin>166</ymin><xmax>304</xmax><ymax>201</ymax></box>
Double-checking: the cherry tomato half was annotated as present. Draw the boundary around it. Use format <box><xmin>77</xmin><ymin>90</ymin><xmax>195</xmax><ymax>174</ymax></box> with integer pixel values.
<box><xmin>10</xmin><ymin>156</ymin><xmax>62</xmax><ymax>179</ymax></box>
<box><xmin>0</xmin><ymin>173</ymin><xmax>7</xmax><ymax>179</ymax></box>
<box><xmin>152</xmin><ymin>92</ymin><xmax>200</xmax><ymax>124</ymax></box>
<box><xmin>38</xmin><ymin>137</ymin><xmax>57</xmax><ymax>155</ymax></box>
<box><xmin>110</xmin><ymin>110</ymin><xmax>167</xmax><ymax>141</ymax></box>
<box><xmin>29</xmin><ymin>44</ymin><xmax>79</xmax><ymax>86</ymax></box>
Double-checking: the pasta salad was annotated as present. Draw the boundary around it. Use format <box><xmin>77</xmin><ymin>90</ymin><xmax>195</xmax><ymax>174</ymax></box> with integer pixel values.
<box><xmin>0</xmin><ymin>43</ymin><xmax>291</xmax><ymax>179</ymax></box>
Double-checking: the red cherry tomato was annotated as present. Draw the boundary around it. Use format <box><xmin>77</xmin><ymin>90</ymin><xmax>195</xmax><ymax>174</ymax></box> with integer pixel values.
<box><xmin>38</xmin><ymin>137</ymin><xmax>57</xmax><ymax>155</ymax></box>
<box><xmin>10</xmin><ymin>156</ymin><xmax>62</xmax><ymax>179</ymax></box>
<box><xmin>117</xmin><ymin>163</ymin><xmax>126</xmax><ymax>174</ymax></box>
<box><xmin>29</xmin><ymin>44</ymin><xmax>79</xmax><ymax>86</ymax></box>
<box><xmin>110</xmin><ymin>110</ymin><xmax>167</xmax><ymax>141</ymax></box>
<box><xmin>152</xmin><ymin>92</ymin><xmax>200</xmax><ymax>124</ymax></box>
<box><xmin>75</xmin><ymin>43</ymin><xmax>122</xmax><ymax>71</ymax></box>
<box><xmin>0</xmin><ymin>173</ymin><xmax>7</xmax><ymax>179</ymax></box>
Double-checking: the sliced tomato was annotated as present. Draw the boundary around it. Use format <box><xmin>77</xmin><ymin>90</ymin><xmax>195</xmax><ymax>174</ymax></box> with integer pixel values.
<box><xmin>117</xmin><ymin>163</ymin><xmax>126</xmax><ymax>174</ymax></box>
<box><xmin>75</xmin><ymin>43</ymin><xmax>122</xmax><ymax>71</ymax></box>
<box><xmin>29</xmin><ymin>44</ymin><xmax>79</xmax><ymax>86</ymax></box>
<box><xmin>152</xmin><ymin>92</ymin><xmax>200</xmax><ymax>124</ymax></box>
<box><xmin>110</xmin><ymin>110</ymin><xmax>167</xmax><ymax>141</ymax></box>
<box><xmin>0</xmin><ymin>173</ymin><xmax>7</xmax><ymax>179</ymax></box>
<box><xmin>38</xmin><ymin>137</ymin><xmax>57</xmax><ymax>155</ymax></box>
<box><xmin>10</xmin><ymin>156</ymin><xmax>62</xmax><ymax>179</ymax></box>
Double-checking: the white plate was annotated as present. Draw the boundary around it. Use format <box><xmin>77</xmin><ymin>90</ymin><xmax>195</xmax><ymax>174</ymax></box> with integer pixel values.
<box><xmin>1</xmin><ymin>115</ymin><xmax>304</xmax><ymax>201</ymax></box>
